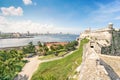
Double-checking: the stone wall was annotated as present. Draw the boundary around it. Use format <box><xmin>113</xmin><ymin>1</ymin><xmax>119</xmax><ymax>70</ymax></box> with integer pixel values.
<box><xmin>101</xmin><ymin>30</ymin><xmax>120</xmax><ymax>55</ymax></box>
<box><xmin>80</xmin><ymin>23</ymin><xmax>120</xmax><ymax>56</ymax></box>
<box><xmin>78</xmin><ymin>41</ymin><xmax>111</xmax><ymax>80</ymax></box>
<box><xmin>77</xmin><ymin>24</ymin><xmax>120</xmax><ymax>80</ymax></box>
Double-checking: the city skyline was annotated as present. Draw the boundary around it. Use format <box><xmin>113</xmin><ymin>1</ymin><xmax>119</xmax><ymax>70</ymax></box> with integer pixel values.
<box><xmin>0</xmin><ymin>0</ymin><xmax>120</xmax><ymax>34</ymax></box>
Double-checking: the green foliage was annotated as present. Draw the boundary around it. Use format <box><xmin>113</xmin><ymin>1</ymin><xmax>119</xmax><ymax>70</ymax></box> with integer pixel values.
<box><xmin>49</xmin><ymin>41</ymin><xmax>78</xmax><ymax>56</ymax></box>
<box><xmin>50</xmin><ymin>44</ymin><xmax>64</xmax><ymax>51</ymax></box>
<box><xmin>38</xmin><ymin>43</ymin><xmax>49</xmax><ymax>56</ymax></box>
<box><xmin>50</xmin><ymin>46</ymin><xmax>56</xmax><ymax>51</ymax></box>
<box><xmin>54</xmin><ymin>49</ymin><xmax>66</xmax><ymax>53</ymax></box>
<box><xmin>65</xmin><ymin>41</ymin><xmax>78</xmax><ymax>51</ymax></box>
<box><xmin>44</xmin><ymin>46</ymin><xmax>49</xmax><ymax>52</ymax></box>
<box><xmin>56</xmin><ymin>44</ymin><xmax>64</xmax><ymax>50</ymax></box>
<box><xmin>0</xmin><ymin>34</ymin><xmax>12</xmax><ymax>38</ymax></box>
<box><xmin>38</xmin><ymin>41</ymin><xmax>42</xmax><ymax>47</ymax></box>
<box><xmin>31</xmin><ymin>38</ymin><xmax>89</xmax><ymax>80</ymax></box>
<box><xmin>0</xmin><ymin>49</ymin><xmax>26</xmax><ymax>80</ymax></box>
<box><xmin>46</xmin><ymin>51</ymin><xmax>54</xmax><ymax>55</ymax></box>
<box><xmin>22</xmin><ymin>42</ymin><xmax>35</xmax><ymax>54</ymax></box>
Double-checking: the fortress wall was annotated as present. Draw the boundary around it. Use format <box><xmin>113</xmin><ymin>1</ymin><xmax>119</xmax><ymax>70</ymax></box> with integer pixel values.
<box><xmin>80</xmin><ymin>30</ymin><xmax>112</xmax><ymax>44</ymax></box>
<box><xmin>111</xmin><ymin>30</ymin><xmax>120</xmax><ymax>55</ymax></box>
<box><xmin>77</xmin><ymin>24</ymin><xmax>120</xmax><ymax>79</ymax></box>
<box><xmin>78</xmin><ymin>41</ymin><xmax>110</xmax><ymax>80</ymax></box>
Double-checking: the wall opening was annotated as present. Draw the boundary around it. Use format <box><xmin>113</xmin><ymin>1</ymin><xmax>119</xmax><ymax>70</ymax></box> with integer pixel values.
<box><xmin>90</xmin><ymin>46</ymin><xmax>94</xmax><ymax>48</ymax></box>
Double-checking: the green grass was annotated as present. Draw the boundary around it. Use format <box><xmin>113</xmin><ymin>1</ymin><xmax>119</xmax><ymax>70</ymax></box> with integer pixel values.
<box><xmin>39</xmin><ymin>54</ymin><xmax>57</xmax><ymax>60</ymax></box>
<box><xmin>39</xmin><ymin>51</ymin><xmax>67</xmax><ymax>60</ymax></box>
<box><xmin>31</xmin><ymin>39</ymin><xmax>89</xmax><ymax>80</ymax></box>
<box><xmin>58</xmin><ymin>51</ymin><xmax>66</xmax><ymax>57</ymax></box>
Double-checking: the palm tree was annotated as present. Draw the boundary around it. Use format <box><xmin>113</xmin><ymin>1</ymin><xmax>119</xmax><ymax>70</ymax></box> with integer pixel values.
<box><xmin>38</xmin><ymin>41</ymin><xmax>42</xmax><ymax>47</ymax></box>
<box><xmin>0</xmin><ymin>50</ymin><xmax>24</xmax><ymax>80</ymax></box>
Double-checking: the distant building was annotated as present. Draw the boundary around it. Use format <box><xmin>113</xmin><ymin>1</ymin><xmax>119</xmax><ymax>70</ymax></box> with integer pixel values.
<box><xmin>27</xmin><ymin>31</ymin><xmax>30</xmax><ymax>36</ymax></box>
<box><xmin>84</xmin><ymin>27</ymin><xmax>91</xmax><ymax>33</ymax></box>
<box><xmin>60</xmin><ymin>32</ymin><xmax>63</xmax><ymax>34</ymax></box>
<box><xmin>12</xmin><ymin>33</ymin><xmax>21</xmax><ymax>38</ymax></box>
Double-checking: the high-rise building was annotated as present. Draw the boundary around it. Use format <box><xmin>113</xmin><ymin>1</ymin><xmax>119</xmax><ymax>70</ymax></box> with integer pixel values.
<box><xmin>27</xmin><ymin>31</ymin><xmax>30</xmax><ymax>36</ymax></box>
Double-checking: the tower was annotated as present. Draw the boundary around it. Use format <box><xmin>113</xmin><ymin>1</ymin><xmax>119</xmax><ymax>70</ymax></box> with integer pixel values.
<box><xmin>108</xmin><ymin>23</ymin><xmax>113</xmax><ymax>29</ymax></box>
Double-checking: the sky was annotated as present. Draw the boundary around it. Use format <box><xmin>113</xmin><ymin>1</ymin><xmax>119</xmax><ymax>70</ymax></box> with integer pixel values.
<box><xmin>0</xmin><ymin>0</ymin><xmax>120</xmax><ymax>34</ymax></box>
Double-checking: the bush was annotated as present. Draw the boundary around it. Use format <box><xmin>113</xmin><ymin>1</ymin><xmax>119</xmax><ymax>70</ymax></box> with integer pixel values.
<box><xmin>22</xmin><ymin>42</ymin><xmax>35</xmax><ymax>54</ymax></box>
<box><xmin>46</xmin><ymin>51</ymin><xmax>54</xmax><ymax>55</ymax></box>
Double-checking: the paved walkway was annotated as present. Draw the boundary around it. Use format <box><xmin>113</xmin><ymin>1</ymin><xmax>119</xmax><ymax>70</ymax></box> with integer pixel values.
<box><xmin>15</xmin><ymin>56</ymin><xmax>41</xmax><ymax>80</ymax></box>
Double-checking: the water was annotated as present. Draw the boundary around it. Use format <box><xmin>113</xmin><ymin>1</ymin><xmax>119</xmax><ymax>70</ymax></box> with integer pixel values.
<box><xmin>0</xmin><ymin>34</ymin><xmax>79</xmax><ymax>48</ymax></box>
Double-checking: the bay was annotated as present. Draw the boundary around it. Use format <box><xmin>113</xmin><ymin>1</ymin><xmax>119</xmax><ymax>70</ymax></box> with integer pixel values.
<box><xmin>0</xmin><ymin>34</ymin><xmax>79</xmax><ymax>48</ymax></box>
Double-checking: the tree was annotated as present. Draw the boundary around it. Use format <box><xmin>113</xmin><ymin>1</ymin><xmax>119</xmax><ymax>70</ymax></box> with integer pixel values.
<box><xmin>50</xmin><ymin>46</ymin><xmax>55</xmax><ymax>51</ymax></box>
<box><xmin>22</xmin><ymin>42</ymin><xmax>35</xmax><ymax>54</ymax></box>
<box><xmin>28</xmin><ymin>42</ymin><xmax>35</xmax><ymax>53</ymax></box>
<box><xmin>56</xmin><ymin>44</ymin><xmax>63</xmax><ymax>50</ymax></box>
<box><xmin>65</xmin><ymin>41</ymin><xmax>78</xmax><ymax>51</ymax></box>
<box><xmin>38</xmin><ymin>41</ymin><xmax>42</xmax><ymax>47</ymax></box>
<box><xmin>0</xmin><ymin>49</ymin><xmax>25</xmax><ymax>80</ymax></box>
<box><xmin>37</xmin><ymin>43</ymin><xmax>49</xmax><ymax>56</ymax></box>
<box><xmin>44</xmin><ymin>46</ymin><xmax>49</xmax><ymax>52</ymax></box>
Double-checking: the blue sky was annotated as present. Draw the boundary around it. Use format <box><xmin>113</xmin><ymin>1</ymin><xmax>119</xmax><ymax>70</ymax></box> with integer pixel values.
<box><xmin>0</xmin><ymin>0</ymin><xmax>120</xmax><ymax>34</ymax></box>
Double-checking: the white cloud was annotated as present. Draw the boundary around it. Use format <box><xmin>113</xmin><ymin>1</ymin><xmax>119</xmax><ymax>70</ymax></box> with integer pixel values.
<box><xmin>94</xmin><ymin>0</ymin><xmax>120</xmax><ymax>14</ymax></box>
<box><xmin>1</xmin><ymin>6</ymin><xmax>23</xmax><ymax>16</ymax></box>
<box><xmin>23</xmin><ymin>0</ymin><xmax>32</xmax><ymax>5</ymax></box>
<box><xmin>88</xmin><ymin>0</ymin><xmax>120</xmax><ymax>23</ymax></box>
<box><xmin>0</xmin><ymin>16</ymin><xmax>80</xmax><ymax>34</ymax></box>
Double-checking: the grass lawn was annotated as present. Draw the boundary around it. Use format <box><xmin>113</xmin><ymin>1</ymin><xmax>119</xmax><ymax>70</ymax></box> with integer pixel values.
<box><xmin>39</xmin><ymin>51</ymin><xmax>67</xmax><ymax>60</ymax></box>
<box><xmin>31</xmin><ymin>39</ymin><xmax>89</xmax><ymax>80</ymax></box>
<box><xmin>58</xmin><ymin>51</ymin><xmax>66</xmax><ymax>57</ymax></box>
<box><xmin>39</xmin><ymin>54</ymin><xmax>57</xmax><ymax>60</ymax></box>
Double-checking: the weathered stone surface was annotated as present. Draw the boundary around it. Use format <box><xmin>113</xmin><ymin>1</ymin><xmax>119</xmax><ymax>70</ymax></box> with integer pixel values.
<box><xmin>78</xmin><ymin>43</ymin><xmax>110</xmax><ymax>80</ymax></box>
<box><xmin>77</xmin><ymin>24</ymin><xmax>120</xmax><ymax>80</ymax></box>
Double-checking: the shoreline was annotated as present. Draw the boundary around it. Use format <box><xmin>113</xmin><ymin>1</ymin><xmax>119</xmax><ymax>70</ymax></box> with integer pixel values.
<box><xmin>0</xmin><ymin>36</ymin><xmax>34</xmax><ymax>40</ymax></box>
<box><xmin>0</xmin><ymin>41</ymin><xmax>69</xmax><ymax>50</ymax></box>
